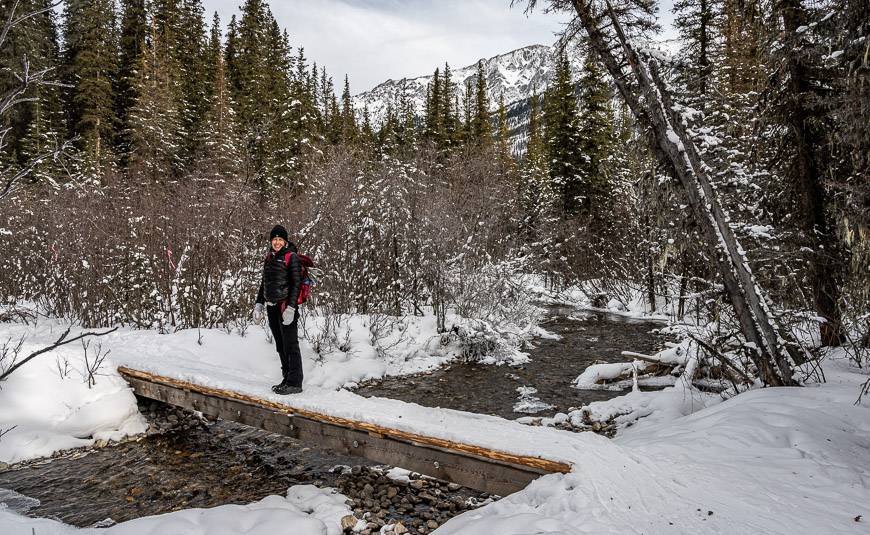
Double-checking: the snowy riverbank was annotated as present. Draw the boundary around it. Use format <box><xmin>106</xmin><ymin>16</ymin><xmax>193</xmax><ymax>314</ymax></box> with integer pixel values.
<box><xmin>1</xmin><ymin>310</ymin><xmax>869</xmax><ymax>534</ymax></box>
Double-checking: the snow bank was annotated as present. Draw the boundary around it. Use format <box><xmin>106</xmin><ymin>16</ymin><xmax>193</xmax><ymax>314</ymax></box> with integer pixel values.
<box><xmin>0</xmin><ymin>485</ymin><xmax>352</xmax><ymax>535</ymax></box>
<box><xmin>0</xmin><ymin>322</ymin><xmax>147</xmax><ymax>464</ymax></box>
<box><xmin>437</xmin><ymin>356</ymin><xmax>870</xmax><ymax>534</ymax></box>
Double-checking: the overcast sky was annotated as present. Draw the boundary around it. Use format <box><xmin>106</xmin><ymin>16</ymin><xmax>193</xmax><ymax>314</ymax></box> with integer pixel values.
<box><xmin>202</xmin><ymin>0</ymin><xmax>574</xmax><ymax>93</ymax></box>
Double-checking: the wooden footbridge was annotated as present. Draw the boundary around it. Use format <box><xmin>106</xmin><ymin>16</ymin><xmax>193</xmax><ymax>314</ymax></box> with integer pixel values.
<box><xmin>118</xmin><ymin>367</ymin><xmax>572</xmax><ymax>496</ymax></box>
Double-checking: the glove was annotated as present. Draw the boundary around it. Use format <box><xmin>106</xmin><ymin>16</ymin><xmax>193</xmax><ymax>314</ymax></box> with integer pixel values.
<box><xmin>282</xmin><ymin>305</ymin><xmax>297</xmax><ymax>325</ymax></box>
<box><xmin>253</xmin><ymin>303</ymin><xmax>265</xmax><ymax>322</ymax></box>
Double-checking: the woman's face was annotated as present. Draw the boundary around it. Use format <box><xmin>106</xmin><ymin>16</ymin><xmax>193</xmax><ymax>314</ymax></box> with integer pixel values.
<box><xmin>271</xmin><ymin>237</ymin><xmax>286</xmax><ymax>252</ymax></box>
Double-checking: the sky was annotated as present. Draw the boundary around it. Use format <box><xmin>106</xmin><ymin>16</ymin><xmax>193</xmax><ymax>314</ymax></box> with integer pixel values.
<box><xmin>201</xmin><ymin>0</ymin><xmax>574</xmax><ymax>93</ymax></box>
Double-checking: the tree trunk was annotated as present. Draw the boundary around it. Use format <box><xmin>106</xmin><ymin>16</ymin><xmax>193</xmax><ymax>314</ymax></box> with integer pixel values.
<box><xmin>779</xmin><ymin>0</ymin><xmax>845</xmax><ymax>347</ymax></box>
<box><xmin>568</xmin><ymin>0</ymin><xmax>799</xmax><ymax>385</ymax></box>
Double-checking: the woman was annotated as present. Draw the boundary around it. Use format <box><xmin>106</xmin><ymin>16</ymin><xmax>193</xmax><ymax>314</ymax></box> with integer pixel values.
<box><xmin>253</xmin><ymin>224</ymin><xmax>303</xmax><ymax>395</ymax></box>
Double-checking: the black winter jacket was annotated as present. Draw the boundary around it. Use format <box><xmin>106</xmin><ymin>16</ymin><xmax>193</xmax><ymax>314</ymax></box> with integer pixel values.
<box><xmin>256</xmin><ymin>242</ymin><xmax>302</xmax><ymax>307</ymax></box>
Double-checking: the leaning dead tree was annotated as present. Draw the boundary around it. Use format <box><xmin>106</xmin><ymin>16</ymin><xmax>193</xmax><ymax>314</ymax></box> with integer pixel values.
<box><xmin>523</xmin><ymin>0</ymin><xmax>800</xmax><ymax>386</ymax></box>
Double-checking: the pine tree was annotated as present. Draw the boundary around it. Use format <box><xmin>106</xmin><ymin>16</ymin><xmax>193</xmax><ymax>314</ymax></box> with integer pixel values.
<box><xmin>195</xmin><ymin>13</ymin><xmax>241</xmax><ymax>181</ymax></box>
<box><xmin>720</xmin><ymin>0</ymin><xmax>764</xmax><ymax>94</ymax></box>
<box><xmin>224</xmin><ymin>15</ymin><xmax>239</xmax><ymax>94</ymax></box>
<box><xmin>286</xmin><ymin>46</ymin><xmax>321</xmax><ymax>186</ymax></box>
<box><xmin>62</xmin><ymin>0</ymin><xmax>119</xmax><ymax>177</ymax></box>
<box><xmin>521</xmin><ymin>92</ymin><xmax>552</xmax><ymax>232</ymax></box>
<box><xmin>470</xmin><ymin>60</ymin><xmax>492</xmax><ymax>144</ymax></box>
<box><xmin>360</xmin><ymin>105</ymin><xmax>374</xmax><ymax>145</ymax></box>
<box><xmin>340</xmin><ymin>75</ymin><xmax>357</xmax><ymax>144</ymax></box>
<box><xmin>394</xmin><ymin>80</ymin><xmax>417</xmax><ymax>152</ymax></box>
<box><xmin>495</xmin><ymin>94</ymin><xmax>514</xmax><ymax>174</ymax></box>
<box><xmin>440</xmin><ymin>62</ymin><xmax>458</xmax><ymax>148</ymax></box>
<box><xmin>125</xmin><ymin>22</ymin><xmax>182</xmax><ymax>183</ymax></box>
<box><xmin>115</xmin><ymin>0</ymin><xmax>148</xmax><ymax>163</ymax></box>
<box><xmin>576</xmin><ymin>56</ymin><xmax>614</xmax><ymax>217</ymax></box>
<box><xmin>226</xmin><ymin>0</ymin><xmax>299</xmax><ymax>191</ymax></box>
<box><xmin>0</xmin><ymin>0</ymin><xmax>64</xmax><ymax>176</ymax></box>
<box><xmin>175</xmin><ymin>0</ymin><xmax>210</xmax><ymax>168</ymax></box>
<box><xmin>542</xmin><ymin>49</ymin><xmax>583</xmax><ymax>217</ymax></box>
<box><xmin>673</xmin><ymin>0</ymin><xmax>720</xmax><ymax>100</ymax></box>
<box><xmin>424</xmin><ymin>67</ymin><xmax>442</xmax><ymax>144</ymax></box>
<box><xmin>460</xmin><ymin>78</ymin><xmax>474</xmax><ymax>144</ymax></box>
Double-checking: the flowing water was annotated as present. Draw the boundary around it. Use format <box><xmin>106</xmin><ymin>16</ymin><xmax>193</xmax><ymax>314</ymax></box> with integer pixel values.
<box><xmin>354</xmin><ymin>306</ymin><xmax>669</xmax><ymax>419</ymax></box>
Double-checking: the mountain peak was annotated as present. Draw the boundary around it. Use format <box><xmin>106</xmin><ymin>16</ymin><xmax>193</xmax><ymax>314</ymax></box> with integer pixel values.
<box><xmin>353</xmin><ymin>43</ymin><xmax>561</xmax><ymax>127</ymax></box>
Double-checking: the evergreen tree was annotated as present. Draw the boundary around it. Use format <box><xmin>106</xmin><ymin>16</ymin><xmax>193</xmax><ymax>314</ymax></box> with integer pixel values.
<box><xmin>576</xmin><ymin>57</ymin><xmax>614</xmax><ymax>217</ymax></box>
<box><xmin>195</xmin><ymin>13</ymin><xmax>241</xmax><ymax>181</ymax></box>
<box><xmin>0</xmin><ymin>0</ymin><xmax>64</xmax><ymax>176</ymax></box>
<box><xmin>470</xmin><ymin>60</ymin><xmax>492</xmax><ymax>145</ymax></box>
<box><xmin>495</xmin><ymin>94</ymin><xmax>514</xmax><ymax>174</ymax></box>
<box><xmin>175</xmin><ymin>0</ymin><xmax>210</xmax><ymax>168</ymax></box>
<box><xmin>62</xmin><ymin>0</ymin><xmax>119</xmax><ymax>177</ymax></box>
<box><xmin>521</xmin><ymin>92</ymin><xmax>552</xmax><ymax>230</ymax></box>
<box><xmin>460</xmin><ymin>78</ymin><xmax>474</xmax><ymax>144</ymax></box>
<box><xmin>286</xmin><ymin>46</ymin><xmax>321</xmax><ymax>186</ymax></box>
<box><xmin>720</xmin><ymin>0</ymin><xmax>764</xmax><ymax>94</ymax></box>
<box><xmin>125</xmin><ymin>23</ymin><xmax>182</xmax><ymax>183</ymax></box>
<box><xmin>542</xmin><ymin>49</ymin><xmax>583</xmax><ymax>217</ymax></box>
<box><xmin>224</xmin><ymin>15</ymin><xmax>239</xmax><ymax>94</ymax></box>
<box><xmin>673</xmin><ymin>0</ymin><xmax>720</xmax><ymax>100</ymax></box>
<box><xmin>360</xmin><ymin>105</ymin><xmax>374</xmax><ymax>145</ymax></box>
<box><xmin>115</xmin><ymin>0</ymin><xmax>148</xmax><ymax>163</ymax></box>
<box><xmin>227</xmin><ymin>0</ymin><xmax>299</xmax><ymax>191</ymax></box>
<box><xmin>394</xmin><ymin>80</ymin><xmax>417</xmax><ymax>152</ymax></box>
<box><xmin>424</xmin><ymin>67</ymin><xmax>442</xmax><ymax>143</ymax></box>
<box><xmin>440</xmin><ymin>63</ymin><xmax>458</xmax><ymax>148</ymax></box>
<box><xmin>340</xmin><ymin>74</ymin><xmax>357</xmax><ymax>144</ymax></box>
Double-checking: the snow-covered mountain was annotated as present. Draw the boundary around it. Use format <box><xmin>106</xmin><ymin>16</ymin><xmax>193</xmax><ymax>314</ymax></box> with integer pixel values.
<box><xmin>353</xmin><ymin>44</ymin><xmax>594</xmax><ymax>153</ymax></box>
<box><xmin>353</xmin><ymin>44</ymin><xmax>566</xmax><ymax>129</ymax></box>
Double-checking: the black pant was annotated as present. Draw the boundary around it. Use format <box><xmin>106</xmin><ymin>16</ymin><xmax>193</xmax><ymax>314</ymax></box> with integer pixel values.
<box><xmin>266</xmin><ymin>303</ymin><xmax>302</xmax><ymax>387</ymax></box>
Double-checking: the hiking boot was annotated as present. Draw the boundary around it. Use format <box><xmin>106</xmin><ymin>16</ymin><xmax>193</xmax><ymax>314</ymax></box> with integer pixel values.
<box><xmin>274</xmin><ymin>383</ymin><xmax>303</xmax><ymax>395</ymax></box>
<box><xmin>271</xmin><ymin>380</ymin><xmax>288</xmax><ymax>393</ymax></box>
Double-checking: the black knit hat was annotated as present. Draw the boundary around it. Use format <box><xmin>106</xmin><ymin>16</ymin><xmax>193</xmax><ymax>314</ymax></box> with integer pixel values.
<box><xmin>269</xmin><ymin>224</ymin><xmax>289</xmax><ymax>242</ymax></box>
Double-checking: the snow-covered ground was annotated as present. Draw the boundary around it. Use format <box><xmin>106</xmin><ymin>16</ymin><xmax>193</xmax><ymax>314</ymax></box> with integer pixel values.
<box><xmin>438</xmin><ymin>354</ymin><xmax>870</xmax><ymax>535</ymax></box>
<box><xmin>0</xmin><ymin>308</ymin><xmax>536</xmax><ymax>464</ymax></box>
<box><xmin>1</xmin><ymin>309</ymin><xmax>869</xmax><ymax>534</ymax></box>
<box><xmin>0</xmin><ymin>485</ymin><xmax>356</xmax><ymax>535</ymax></box>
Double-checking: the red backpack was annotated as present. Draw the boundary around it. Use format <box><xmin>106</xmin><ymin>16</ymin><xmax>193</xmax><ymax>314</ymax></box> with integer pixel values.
<box><xmin>268</xmin><ymin>250</ymin><xmax>316</xmax><ymax>305</ymax></box>
<box><xmin>294</xmin><ymin>252</ymin><xmax>316</xmax><ymax>305</ymax></box>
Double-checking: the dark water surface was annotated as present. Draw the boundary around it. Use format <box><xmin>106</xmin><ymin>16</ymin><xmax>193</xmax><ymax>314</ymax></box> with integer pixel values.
<box><xmin>354</xmin><ymin>306</ymin><xmax>668</xmax><ymax>419</ymax></box>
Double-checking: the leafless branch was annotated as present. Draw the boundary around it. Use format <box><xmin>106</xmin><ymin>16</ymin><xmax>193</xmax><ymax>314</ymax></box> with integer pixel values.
<box><xmin>0</xmin><ymin>327</ymin><xmax>118</xmax><ymax>382</ymax></box>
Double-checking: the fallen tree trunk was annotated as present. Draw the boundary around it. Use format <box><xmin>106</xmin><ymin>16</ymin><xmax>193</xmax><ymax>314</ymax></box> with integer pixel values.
<box><xmin>562</xmin><ymin>0</ymin><xmax>800</xmax><ymax>386</ymax></box>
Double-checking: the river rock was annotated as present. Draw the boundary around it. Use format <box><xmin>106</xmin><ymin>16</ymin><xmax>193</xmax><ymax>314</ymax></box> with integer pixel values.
<box><xmin>340</xmin><ymin>515</ymin><xmax>357</xmax><ymax>531</ymax></box>
<box><xmin>386</xmin><ymin>486</ymin><xmax>399</xmax><ymax>498</ymax></box>
<box><xmin>427</xmin><ymin>519</ymin><xmax>440</xmax><ymax>529</ymax></box>
<box><xmin>419</xmin><ymin>492</ymin><xmax>437</xmax><ymax>503</ymax></box>
<box><xmin>393</xmin><ymin>522</ymin><xmax>409</xmax><ymax>534</ymax></box>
